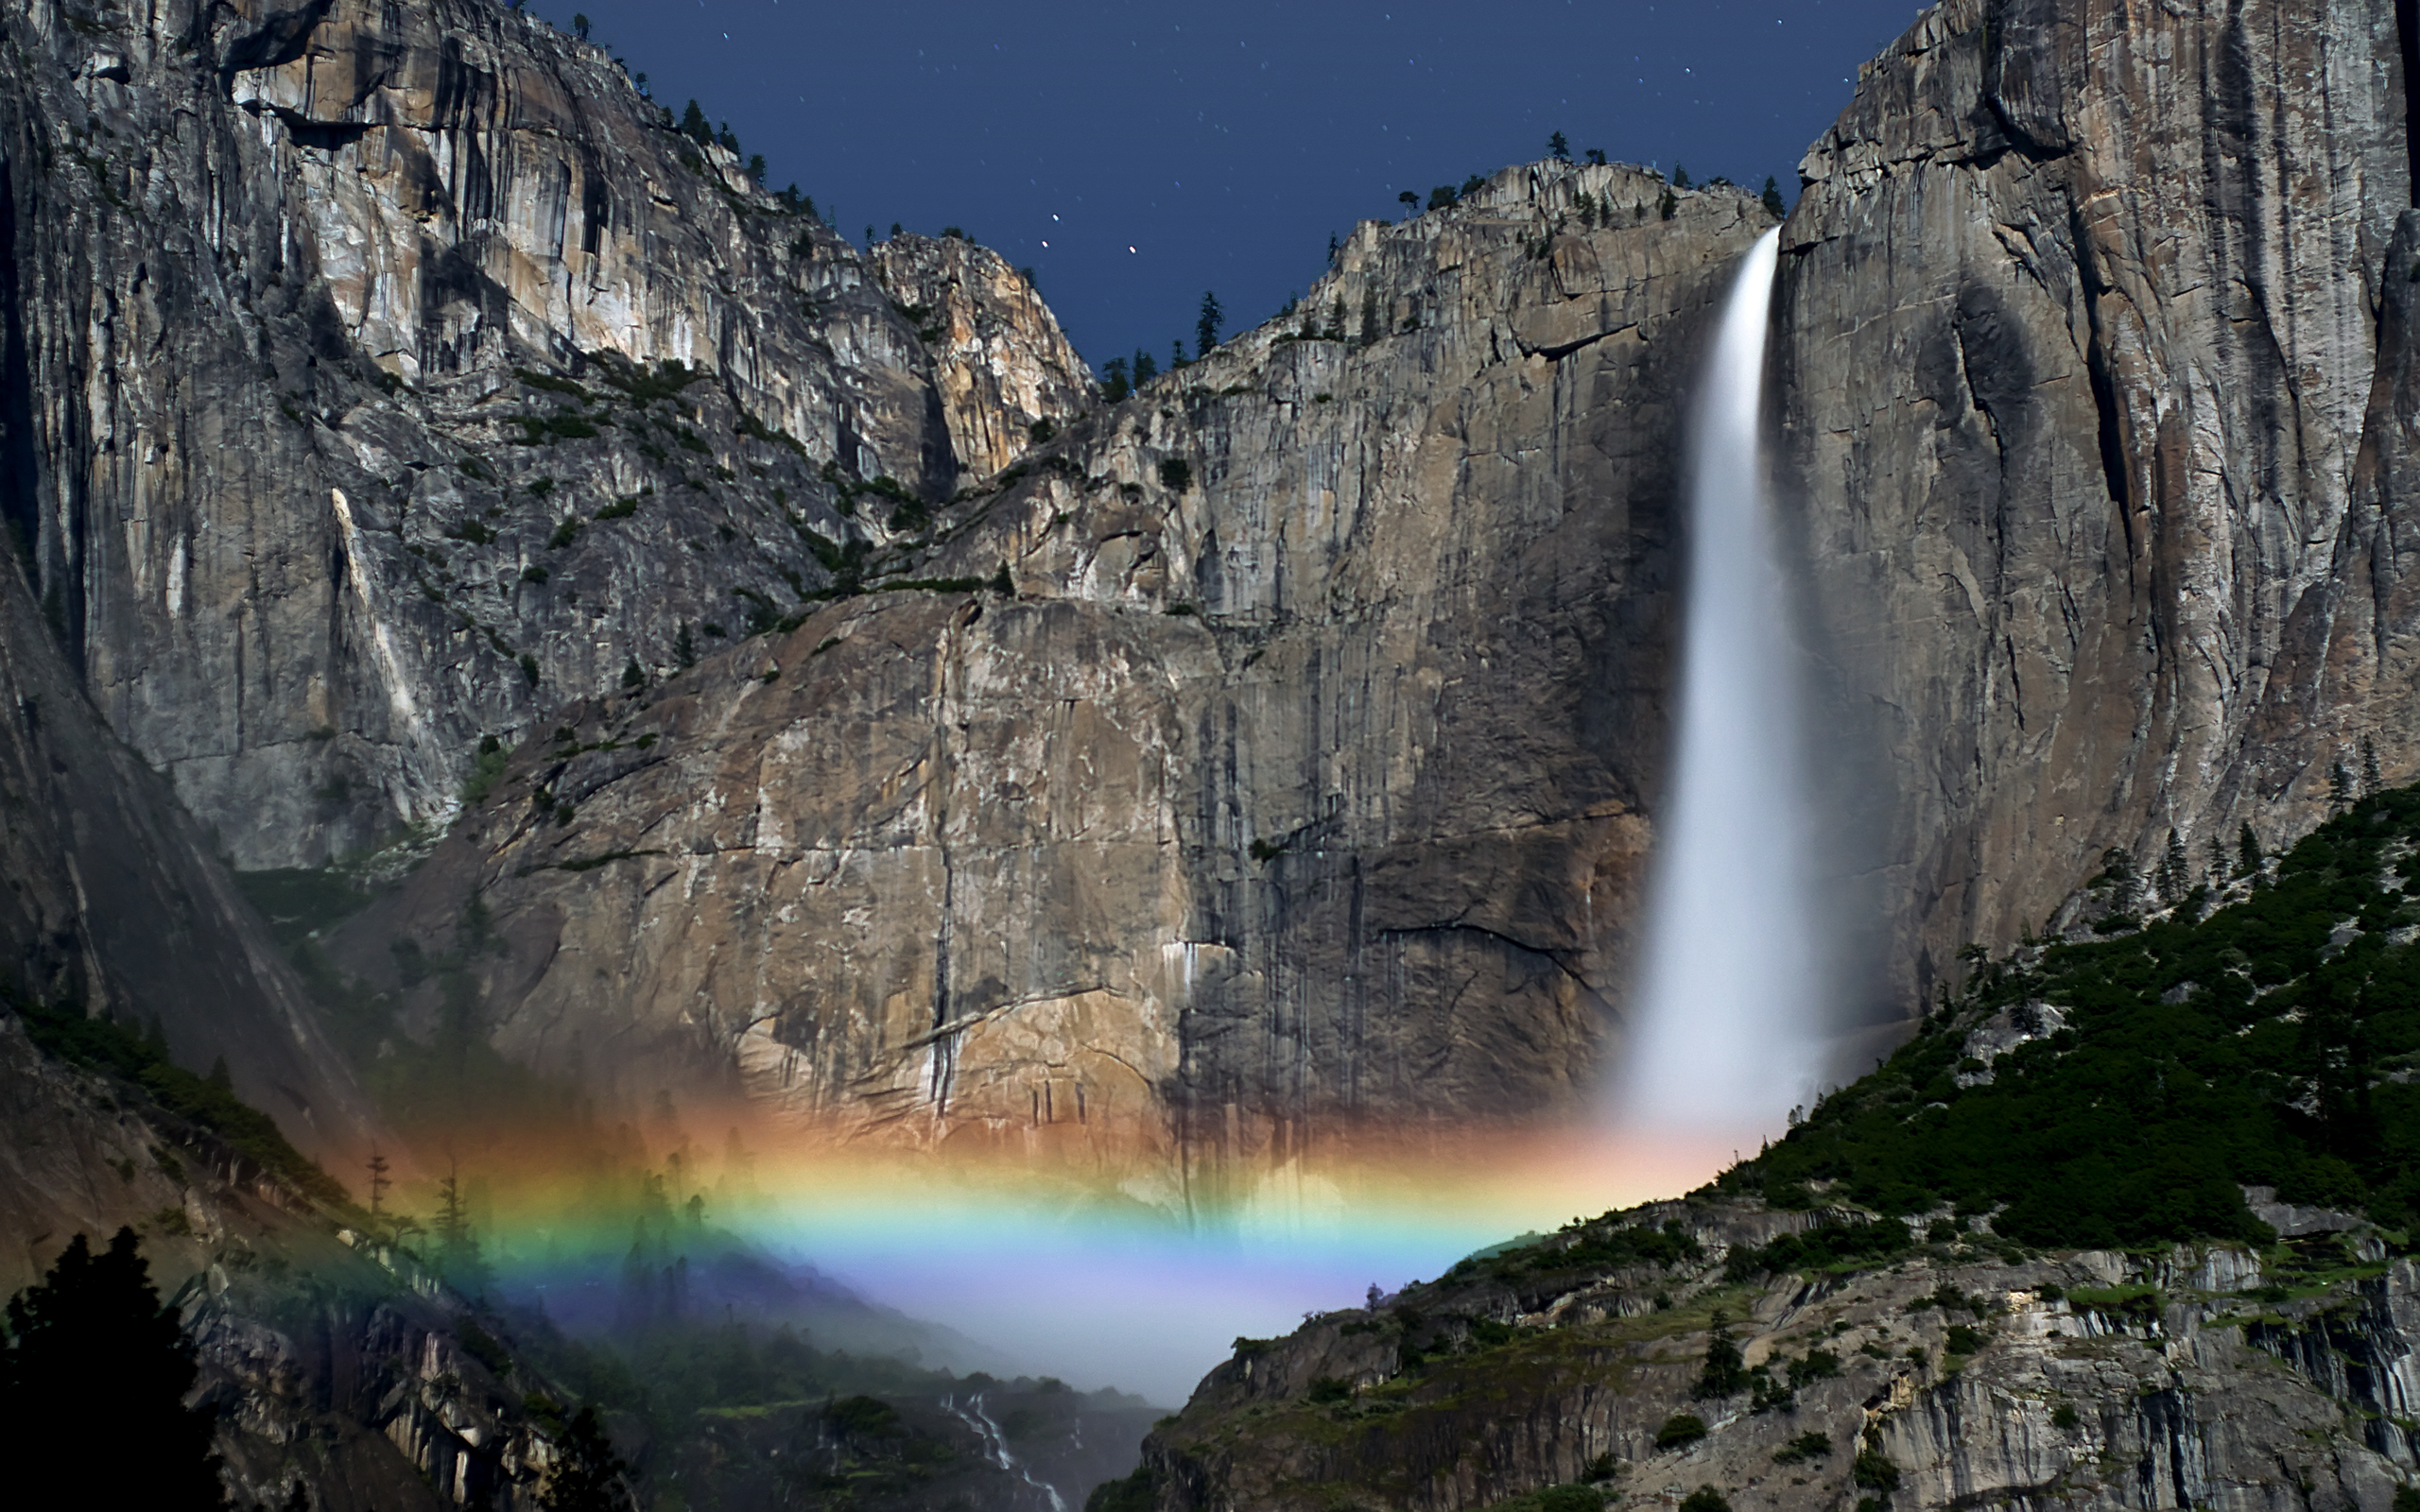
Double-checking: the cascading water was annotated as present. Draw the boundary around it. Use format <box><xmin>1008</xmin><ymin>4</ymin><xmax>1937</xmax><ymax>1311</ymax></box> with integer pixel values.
<box><xmin>1616</xmin><ymin>228</ymin><xmax>1822</xmax><ymax>1142</ymax></box>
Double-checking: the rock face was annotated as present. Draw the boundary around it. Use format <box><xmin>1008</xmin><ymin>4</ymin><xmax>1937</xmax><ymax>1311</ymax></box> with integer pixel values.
<box><xmin>0</xmin><ymin>480</ymin><xmax>381</xmax><ymax>1164</ymax></box>
<box><xmin>1773</xmin><ymin>0</ymin><xmax>2419</xmax><ymax>1012</ymax></box>
<box><xmin>20</xmin><ymin>0</ymin><xmax>2420</xmax><ymax>1211</ymax></box>
<box><xmin>869</xmin><ymin>235</ymin><xmax>1097</xmax><ymax>482</ymax></box>
<box><xmin>1143</xmin><ymin>1201</ymin><xmax>2420</xmax><ymax>1512</ymax></box>
<box><xmin>326</xmin><ymin>166</ymin><xmax>1774</xmax><ymax>1200</ymax></box>
<box><xmin>0</xmin><ymin>0</ymin><xmax>1087</xmax><ymax>868</ymax></box>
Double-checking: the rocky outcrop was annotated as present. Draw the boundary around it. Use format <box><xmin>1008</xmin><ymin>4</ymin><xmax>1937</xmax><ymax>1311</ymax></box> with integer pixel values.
<box><xmin>0</xmin><ymin>0</ymin><xmax>1087</xmax><ymax>868</ymax></box>
<box><xmin>871</xmin><ymin>235</ymin><xmax>1097</xmax><ymax>482</ymax></box>
<box><xmin>1143</xmin><ymin>1201</ymin><xmax>2420</xmax><ymax>1512</ymax></box>
<box><xmin>324</xmin><ymin>165</ymin><xmax>1774</xmax><ymax>1202</ymax></box>
<box><xmin>1772</xmin><ymin>0</ymin><xmax>2417</xmax><ymax>1013</ymax></box>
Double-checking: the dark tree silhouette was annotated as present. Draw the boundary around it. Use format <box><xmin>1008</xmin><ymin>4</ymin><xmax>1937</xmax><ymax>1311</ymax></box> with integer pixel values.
<box><xmin>539</xmin><ymin>1406</ymin><xmax>632</xmax><ymax>1512</ymax></box>
<box><xmin>1196</xmin><ymin>290</ymin><xmax>1223</xmax><ymax>357</ymax></box>
<box><xmin>1132</xmin><ymin>349</ymin><xmax>1158</xmax><ymax>385</ymax></box>
<box><xmin>1584</xmin><ymin>147</ymin><xmax>1607</xmax><ymax>165</ymax></box>
<box><xmin>1673</xmin><ymin>163</ymin><xmax>1693</xmax><ymax>189</ymax></box>
<box><xmin>2237</xmin><ymin>821</ymin><xmax>2262</xmax><ymax>878</ymax></box>
<box><xmin>678</xmin><ymin>99</ymin><xmax>710</xmax><ymax>146</ymax></box>
<box><xmin>1547</xmin><ymin>130</ymin><xmax>1570</xmax><ymax>161</ymax></box>
<box><xmin>1100</xmin><ymin>357</ymin><xmax>1130</xmax><ymax>403</ymax></box>
<box><xmin>1397</xmin><ymin>189</ymin><xmax>1419</xmax><ymax>213</ymax></box>
<box><xmin>0</xmin><ymin>1228</ymin><xmax>228</xmax><ymax>1508</ymax></box>
<box><xmin>571</xmin><ymin>11</ymin><xmax>589</xmax><ymax>38</ymax></box>
<box><xmin>1762</xmin><ymin>175</ymin><xmax>1787</xmax><ymax>217</ymax></box>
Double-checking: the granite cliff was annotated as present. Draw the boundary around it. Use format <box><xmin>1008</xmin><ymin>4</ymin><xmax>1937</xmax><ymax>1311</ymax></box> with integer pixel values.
<box><xmin>1774</xmin><ymin>0</ymin><xmax>2420</xmax><ymax>1014</ymax></box>
<box><xmin>0</xmin><ymin>0</ymin><xmax>1089</xmax><ymax>870</ymax></box>
<box><xmin>9</xmin><ymin>0</ymin><xmax>2420</xmax><ymax>1225</ymax></box>
<box><xmin>321</xmin><ymin>163</ymin><xmax>1773</xmax><ymax>1202</ymax></box>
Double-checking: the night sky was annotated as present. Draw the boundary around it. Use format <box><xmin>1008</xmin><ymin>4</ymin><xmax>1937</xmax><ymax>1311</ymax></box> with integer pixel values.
<box><xmin>535</xmin><ymin>0</ymin><xmax>1928</xmax><ymax>371</ymax></box>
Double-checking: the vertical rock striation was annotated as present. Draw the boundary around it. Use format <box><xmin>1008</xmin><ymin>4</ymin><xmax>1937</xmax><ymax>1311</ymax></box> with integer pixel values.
<box><xmin>1774</xmin><ymin>0</ymin><xmax>2415</xmax><ymax>1017</ymax></box>
<box><xmin>330</xmin><ymin>166</ymin><xmax>1775</xmax><ymax>1201</ymax></box>
<box><xmin>0</xmin><ymin>0</ymin><xmax>1087</xmax><ymax>868</ymax></box>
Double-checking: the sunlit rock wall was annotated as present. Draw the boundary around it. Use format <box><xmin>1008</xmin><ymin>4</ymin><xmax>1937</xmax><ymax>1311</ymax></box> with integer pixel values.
<box><xmin>333</xmin><ymin>167</ymin><xmax>1773</xmax><ymax>1204</ymax></box>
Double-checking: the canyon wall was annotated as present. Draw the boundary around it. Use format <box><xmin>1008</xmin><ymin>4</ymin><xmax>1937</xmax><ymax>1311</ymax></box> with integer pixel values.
<box><xmin>1774</xmin><ymin>0</ymin><xmax>2418</xmax><ymax>1008</ymax></box>
<box><xmin>0</xmin><ymin>0</ymin><xmax>1088</xmax><ymax>869</ymax></box>
<box><xmin>331</xmin><ymin>167</ymin><xmax>1772</xmax><ymax>1205</ymax></box>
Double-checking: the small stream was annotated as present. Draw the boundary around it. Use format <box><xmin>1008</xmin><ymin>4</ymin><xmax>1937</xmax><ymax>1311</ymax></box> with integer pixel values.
<box><xmin>942</xmin><ymin>1392</ymin><xmax>1069</xmax><ymax>1512</ymax></box>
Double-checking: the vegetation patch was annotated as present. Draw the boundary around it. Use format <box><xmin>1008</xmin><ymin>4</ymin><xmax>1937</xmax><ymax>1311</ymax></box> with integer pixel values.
<box><xmin>1716</xmin><ymin>783</ymin><xmax>2420</xmax><ymax>1244</ymax></box>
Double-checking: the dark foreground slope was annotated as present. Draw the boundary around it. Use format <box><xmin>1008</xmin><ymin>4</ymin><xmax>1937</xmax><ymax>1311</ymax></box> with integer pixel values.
<box><xmin>1</xmin><ymin>986</ymin><xmax>1167</xmax><ymax>1512</ymax></box>
<box><xmin>1131</xmin><ymin>792</ymin><xmax>2420</xmax><ymax>1512</ymax></box>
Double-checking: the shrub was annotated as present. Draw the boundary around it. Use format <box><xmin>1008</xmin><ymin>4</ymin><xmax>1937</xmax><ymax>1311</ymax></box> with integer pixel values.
<box><xmin>1677</xmin><ymin>1489</ymin><xmax>1728</xmax><ymax>1512</ymax></box>
<box><xmin>1086</xmin><ymin>1469</ymin><xmax>1155</xmax><ymax>1512</ymax></box>
<box><xmin>1305</xmin><ymin>1376</ymin><xmax>1353</xmax><ymax>1404</ymax></box>
<box><xmin>2050</xmin><ymin>1402</ymin><xmax>2081</xmax><ymax>1431</ymax></box>
<box><xmin>1773</xmin><ymin>1431</ymin><xmax>1832</xmax><ymax>1465</ymax></box>
<box><xmin>1159</xmin><ymin>458</ymin><xmax>1193</xmax><ymax>492</ymax></box>
<box><xmin>1652</xmin><ymin>1413</ymin><xmax>1707</xmax><ymax>1451</ymax></box>
<box><xmin>825</xmin><ymin>1395</ymin><xmax>901</xmax><ymax>1436</ymax></box>
<box><xmin>1852</xmin><ymin>1450</ymin><xmax>1900</xmax><ymax>1492</ymax></box>
<box><xmin>1944</xmin><ymin>1324</ymin><xmax>1987</xmax><ymax>1356</ymax></box>
<box><xmin>1538</xmin><ymin>1487</ymin><xmax>1604</xmax><ymax>1512</ymax></box>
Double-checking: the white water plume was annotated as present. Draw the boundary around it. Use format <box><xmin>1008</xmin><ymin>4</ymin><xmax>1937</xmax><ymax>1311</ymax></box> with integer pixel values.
<box><xmin>1616</xmin><ymin>228</ymin><xmax>1823</xmax><ymax>1142</ymax></box>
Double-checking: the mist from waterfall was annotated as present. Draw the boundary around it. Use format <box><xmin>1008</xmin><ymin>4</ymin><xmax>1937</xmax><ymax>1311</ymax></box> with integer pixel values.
<box><xmin>1615</xmin><ymin>228</ymin><xmax>1822</xmax><ymax>1143</ymax></box>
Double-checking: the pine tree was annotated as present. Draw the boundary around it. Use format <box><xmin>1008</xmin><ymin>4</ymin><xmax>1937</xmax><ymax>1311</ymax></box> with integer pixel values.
<box><xmin>1673</xmin><ymin>163</ymin><xmax>1693</xmax><ymax>189</ymax></box>
<box><xmin>2237</xmin><ymin>821</ymin><xmax>2262</xmax><ymax>878</ymax></box>
<box><xmin>679</xmin><ymin>100</ymin><xmax>710</xmax><ymax>146</ymax></box>
<box><xmin>2328</xmin><ymin>758</ymin><xmax>2355</xmax><ymax>812</ymax></box>
<box><xmin>1196</xmin><ymin>290</ymin><xmax>1223</xmax><ymax>358</ymax></box>
<box><xmin>572</xmin><ymin>11</ymin><xmax>590</xmax><ymax>39</ymax></box>
<box><xmin>1100</xmin><ymin>357</ymin><xmax>1130</xmax><ymax>404</ymax></box>
<box><xmin>367</xmin><ymin>1147</ymin><xmax>392</xmax><ymax>1221</ymax></box>
<box><xmin>1659</xmin><ymin>187</ymin><xmax>1678</xmax><ymax>221</ymax></box>
<box><xmin>675</xmin><ymin>622</ymin><xmax>697</xmax><ymax>669</ymax></box>
<box><xmin>432</xmin><ymin>1164</ymin><xmax>493</xmax><ymax>1297</ymax></box>
<box><xmin>1359</xmin><ymin>288</ymin><xmax>1380</xmax><ymax>347</ymax></box>
<box><xmin>1761</xmin><ymin>175</ymin><xmax>1787</xmax><ymax>217</ymax></box>
<box><xmin>2158</xmin><ymin>829</ymin><xmax>2189</xmax><ymax>905</ymax></box>
<box><xmin>1326</xmin><ymin>298</ymin><xmax>1345</xmax><ymax>341</ymax></box>
<box><xmin>621</xmin><ymin>658</ymin><xmax>645</xmax><ymax>691</ymax></box>
<box><xmin>2362</xmin><ymin>734</ymin><xmax>2381</xmax><ymax>794</ymax></box>
<box><xmin>1132</xmin><ymin>349</ymin><xmax>1157</xmax><ymax>386</ymax></box>
<box><xmin>1547</xmin><ymin>130</ymin><xmax>1570</xmax><ymax>161</ymax></box>
<box><xmin>539</xmin><ymin>1405</ymin><xmax>632</xmax><ymax>1512</ymax></box>
<box><xmin>0</xmin><ymin>1228</ymin><xmax>228</xmax><ymax>1508</ymax></box>
<box><xmin>1397</xmin><ymin>189</ymin><xmax>1419</xmax><ymax>215</ymax></box>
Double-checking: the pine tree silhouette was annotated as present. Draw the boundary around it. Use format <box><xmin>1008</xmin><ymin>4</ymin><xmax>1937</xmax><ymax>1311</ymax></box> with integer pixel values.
<box><xmin>540</xmin><ymin>1405</ymin><xmax>632</xmax><ymax>1511</ymax></box>
<box><xmin>0</xmin><ymin>1228</ymin><xmax>227</xmax><ymax>1507</ymax></box>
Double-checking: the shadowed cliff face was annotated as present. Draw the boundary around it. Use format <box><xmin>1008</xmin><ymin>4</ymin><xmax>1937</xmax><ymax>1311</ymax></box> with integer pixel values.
<box><xmin>1773</xmin><ymin>0</ymin><xmax>2415</xmax><ymax>1024</ymax></box>
<box><xmin>0</xmin><ymin>0</ymin><xmax>1088</xmax><ymax>868</ymax></box>
<box><xmin>326</xmin><ymin>168</ymin><xmax>1772</xmax><ymax>1202</ymax></box>
<box><xmin>0</xmin><ymin>495</ymin><xmax>382</xmax><ymax>1166</ymax></box>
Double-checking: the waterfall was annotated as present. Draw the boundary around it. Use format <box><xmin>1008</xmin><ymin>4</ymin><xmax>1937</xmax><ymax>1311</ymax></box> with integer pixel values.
<box><xmin>1616</xmin><ymin>228</ymin><xmax>1821</xmax><ymax>1142</ymax></box>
